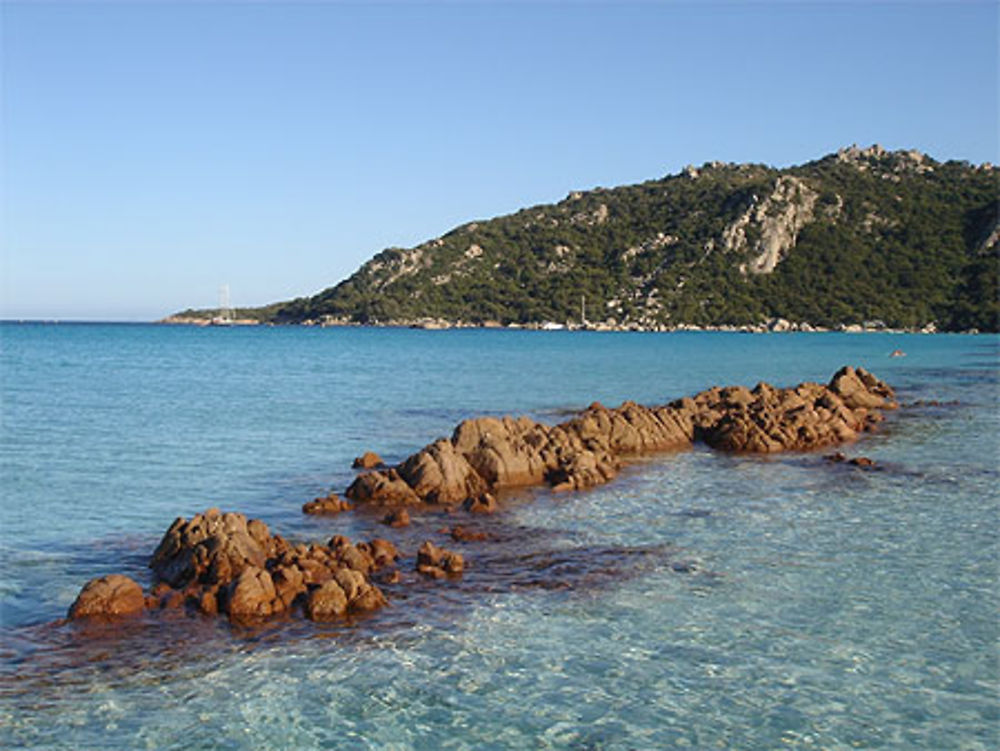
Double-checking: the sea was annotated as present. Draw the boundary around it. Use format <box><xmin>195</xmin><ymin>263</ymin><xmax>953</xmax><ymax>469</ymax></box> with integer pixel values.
<box><xmin>0</xmin><ymin>322</ymin><xmax>997</xmax><ymax>750</ymax></box>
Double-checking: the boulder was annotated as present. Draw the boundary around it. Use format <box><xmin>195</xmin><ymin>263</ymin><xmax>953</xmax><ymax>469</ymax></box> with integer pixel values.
<box><xmin>304</xmin><ymin>580</ymin><xmax>348</xmax><ymax>620</ymax></box>
<box><xmin>381</xmin><ymin>508</ymin><xmax>411</xmax><ymax>527</ymax></box>
<box><xmin>345</xmin><ymin>468</ymin><xmax>421</xmax><ymax>506</ymax></box>
<box><xmin>352</xmin><ymin>451</ymin><xmax>385</xmax><ymax>469</ymax></box>
<box><xmin>449</xmin><ymin>526</ymin><xmax>489</xmax><ymax>542</ymax></box>
<box><xmin>416</xmin><ymin>541</ymin><xmax>464</xmax><ymax>578</ymax></box>
<box><xmin>222</xmin><ymin>566</ymin><xmax>281</xmax><ymax>621</ymax></box>
<box><xmin>68</xmin><ymin>574</ymin><xmax>145</xmax><ymax>620</ymax></box>
<box><xmin>149</xmin><ymin>510</ymin><xmax>270</xmax><ymax>588</ymax></box>
<box><xmin>397</xmin><ymin>439</ymin><xmax>487</xmax><ymax>504</ymax></box>
<box><xmin>302</xmin><ymin>494</ymin><xmax>352</xmax><ymax>515</ymax></box>
<box><xmin>462</xmin><ymin>492</ymin><xmax>498</xmax><ymax>514</ymax></box>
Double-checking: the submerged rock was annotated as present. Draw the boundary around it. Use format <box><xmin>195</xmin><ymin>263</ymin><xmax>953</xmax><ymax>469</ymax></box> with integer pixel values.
<box><xmin>416</xmin><ymin>541</ymin><xmax>464</xmax><ymax>578</ymax></box>
<box><xmin>381</xmin><ymin>508</ymin><xmax>411</xmax><ymax>527</ymax></box>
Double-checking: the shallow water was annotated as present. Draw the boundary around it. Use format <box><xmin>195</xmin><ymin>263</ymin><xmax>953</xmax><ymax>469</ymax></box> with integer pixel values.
<box><xmin>1</xmin><ymin>324</ymin><xmax>997</xmax><ymax>749</ymax></box>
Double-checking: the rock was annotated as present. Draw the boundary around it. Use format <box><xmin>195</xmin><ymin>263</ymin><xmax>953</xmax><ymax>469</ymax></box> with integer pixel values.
<box><xmin>271</xmin><ymin>565</ymin><xmax>307</xmax><ymax>608</ymax></box>
<box><xmin>329</xmin><ymin>536</ymin><xmax>375</xmax><ymax>574</ymax></box>
<box><xmin>344</xmin><ymin>367</ymin><xmax>896</xmax><ymax>510</ymax></box>
<box><xmin>462</xmin><ymin>492</ymin><xmax>498</xmax><ymax>514</ymax></box>
<box><xmin>332</xmin><ymin>567</ymin><xmax>388</xmax><ymax>612</ymax></box>
<box><xmin>352</xmin><ymin>451</ymin><xmax>385</xmax><ymax>469</ymax></box>
<box><xmin>397</xmin><ymin>439</ymin><xmax>487</xmax><ymax>504</ymax></box>
<box><xmin>355</xmin><ymin>539</ymin><xmax>400</xmax><ymax>571</ymax></box>
<box><xmin>149</xmin><ymin>511</ymin><xmax>270</xmax><ymax>589</ymax></box>
<box><xmin>74</xmin><ymin>510</ymin><xmax>390</xmax><ymax>628</ymax></box>
<box><xmin>449</xmin><ymin>526</ymin><xmax>489</xmax><ymax>542</ymax></box>
<box><xmin>848</xmin><ymin>456</ymin><xmax>877</xmax><ymax>468</ymax></box>
<box><xmin>381</xmin><ymin>509</ymin><xmax>410</xmax><ymax>527</ymax></box>
<box><xmin>304</xmin><ymin>580</ymin><xmax>347</xmax><ymax>620</ymax></box>
<box><xmin>222</xmin><ymin>566</ymin><xmax>281</xmax><ymax>621</ymax></box>
<box><xmin>416</xmin><ymin>541</ymin><xmax>464</xmax><ymax>578</ymax></box>
<box><xmin>68</xmin><ymin>574</ymin><xmax>145</xmax><ymax>620</ymax></box>
<box><xmin>302</xmin><ymin>494</ymin><xmax>352</xmax><ymax>515</ymax></box>
<box><xmin>198</xmin><ymin>588</ymin><xmax>219</xmax><ymax>616</ymax></box>
<box><xmin>158</xmin><ymin>589</ymin><xmax>186</xmax><ymax>610</ymax></box>
<box><xmin>345</xmin><ymin>468</ymin><xmax>422</xmax><ymax>506</ymax></box>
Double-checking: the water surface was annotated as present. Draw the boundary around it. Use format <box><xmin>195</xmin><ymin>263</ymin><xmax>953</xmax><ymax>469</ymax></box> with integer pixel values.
<box><xmin>1</xmin><ymin>324</ymin><xmax>997</xmax><ymax>749</ymax></box>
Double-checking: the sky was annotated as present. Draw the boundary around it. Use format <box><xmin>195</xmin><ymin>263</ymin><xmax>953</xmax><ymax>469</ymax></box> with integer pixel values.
<box><xmin>1</xmin><ymin>1</ymin><xmax>997</xmax><ymax>321</ymax></box>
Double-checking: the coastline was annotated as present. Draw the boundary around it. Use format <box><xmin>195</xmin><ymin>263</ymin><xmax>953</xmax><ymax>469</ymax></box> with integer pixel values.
<box><xmin>156</xmin><ymin>314</ymin><xmax>978</xmax><ymax>334</ymax></box>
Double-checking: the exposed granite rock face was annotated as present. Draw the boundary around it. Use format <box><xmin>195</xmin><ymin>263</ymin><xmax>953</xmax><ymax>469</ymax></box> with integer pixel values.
<box><xmin>68</xmin><ymin>574</ymin><xmax>145</xmax><ymax>620</ymax></box>
<box><xmin>719</xmin><ymin>176</ymin><xmax>819</xmax><ymax>275</ymax></box>
<box><xmin>346</xmin><ymin>366</ymin><xmax>895</xmax><ymax>507</ymax></box>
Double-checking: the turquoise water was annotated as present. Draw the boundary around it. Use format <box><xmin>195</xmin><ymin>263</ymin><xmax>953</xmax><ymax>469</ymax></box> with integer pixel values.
<box><xmin>1</xmin><ymin>323</ymin><xmax>997</xmax><ymax>749</ymax></box>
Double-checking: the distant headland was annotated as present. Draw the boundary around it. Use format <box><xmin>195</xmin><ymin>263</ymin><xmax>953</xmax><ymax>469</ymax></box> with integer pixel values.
<box><xmin>165</xmin><ymin>146</ymin><xmax>999</xmax><ymax>333</ymax></box>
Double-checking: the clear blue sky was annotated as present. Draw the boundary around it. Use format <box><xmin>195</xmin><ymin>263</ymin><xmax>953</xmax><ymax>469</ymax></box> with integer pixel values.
<box><xmin>2</xmin><ymin>1</ymin><xmax>997</xmax><ymax>320</ymax></box>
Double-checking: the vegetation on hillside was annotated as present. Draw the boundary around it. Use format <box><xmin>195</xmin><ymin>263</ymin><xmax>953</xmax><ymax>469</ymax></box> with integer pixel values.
<box><xmin>177</xmin><ymin>146</ymin><xmax>999</xmax><ymax>331</ymax></box>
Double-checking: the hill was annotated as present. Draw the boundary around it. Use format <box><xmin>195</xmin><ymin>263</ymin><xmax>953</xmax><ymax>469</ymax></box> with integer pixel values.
<box><xmin>172</xmin><ymin>146</ymin><xmax>999</xmax><ymax>332</ymax></box>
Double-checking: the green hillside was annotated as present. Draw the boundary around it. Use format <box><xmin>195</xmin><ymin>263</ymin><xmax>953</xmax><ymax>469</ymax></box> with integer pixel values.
<box><xmin>180</xmin><ymin>146</ymin><xmax>1000</xmax><ymax>332</ymax></box>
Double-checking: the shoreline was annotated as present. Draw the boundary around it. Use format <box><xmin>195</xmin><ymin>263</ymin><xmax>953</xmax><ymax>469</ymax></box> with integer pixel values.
<box><xmin>156</xmin><ymin>315</ymin><xmax>984</xmax><ymax>335</ymax></box>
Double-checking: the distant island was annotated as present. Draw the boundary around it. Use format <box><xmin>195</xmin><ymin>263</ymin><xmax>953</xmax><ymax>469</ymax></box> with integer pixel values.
<box><xmin>165</xmin><ymin>145</ymin><xmax>999</xmax><ymax>333</ymax></box>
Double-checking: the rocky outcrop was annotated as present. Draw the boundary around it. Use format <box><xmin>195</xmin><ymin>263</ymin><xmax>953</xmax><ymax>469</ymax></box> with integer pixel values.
<box><xmin>346</xmin><ymin>366</ymin><xmax>896</xmax><ymax>508</ymax></box>
<box><xmin>698</xmin><ymin>367</ymin><xmax>895</xmax><ymax>453</ymax></box>
<box><xmin>721</xmin><ymin>176</ymin><xmax>819</xmax><ymax>275</ymax></box>
<box><xmin>149</xmin><ymin>508</ymin><xmax>282</xmax><ymax>589</ymax></box>
<box><xmin>68</xmin><ymin>574</ymin><xmax>145</xmax><ymax>620</ymax></box>
<box><xmin>69</xmin><ymin>367</ymin><xmax>897</xmax><ymax>631</ymax></box>
<box><xmin>64</xmin><ymin>509</ymin><xmax>395</xmax><ymax>625</ymax></box>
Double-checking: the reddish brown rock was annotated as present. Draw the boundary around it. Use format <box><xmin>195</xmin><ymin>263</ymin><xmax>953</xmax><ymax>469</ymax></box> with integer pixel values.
<box><xmin>357</xmin><ymin>538</ymin><xmax>400</xmax><ymax>569</ymax></box>
<box><xmin>137</xmin><ymin>510</ymin><xmax>390</xmax><ymax>624</ymax></box>
<box><xmin>346</xmin><ymin>468</ymin><xmax>421</xmax><ymax>506</ymax></box>
<box><xmin>381</xmin><ymin>508</ymin><xmax>411</xmax><ymax>527</ymax></box>
<box><xmin>149</xmin><ymin>510</ymin><xmax>275</xmax><ymax>588</ymax></box>
<box><xmin>352</xmin><ymin>451</ymin><xmax>385</xmax><ymax>469</ymax></box>
<box><xmin>302</xmin><ymin>494</ymin><xmax>352</xmax><ymax>515</ymax></box>
<box><xmin>449</xmin><ymin>526</ymin><xmax>489</xmax><ymax>542</ymax></box>
<box><xmin>222</xmin><ymin>566</ymin><xmax>282</xmax><ymax>621</ymax></box>
<box><xmin>271</xmin><ymin>564</ymin><xmax>307</xmax><ymax>608</ymax></box>
<box><xmin>304</xmin><ymin>580</ymin><xmax>348</xmax><ymax>620</ymax></box>
<box><xmin>344</xmin><ymin>368</ymin><xmax>889</xmax><ymax>512</ymax></box>
<box><xmin>68</xmin><ymin>574</ymin><xmax>145</xmax><ymax>620</ymax></box>
<box><xmin>397</xmin><ymin>439</ymin><xmax>488</xmax><ymax>504</ymax></box>
<box><xmin>462</xmin><ymin>492</ymin><xmax>498</xmax><ymax>514</ymax></box>
<box><xmin>416</xmin><ymin>541</ymin><xmax>464</xmax><ymax>578</ymax></box>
